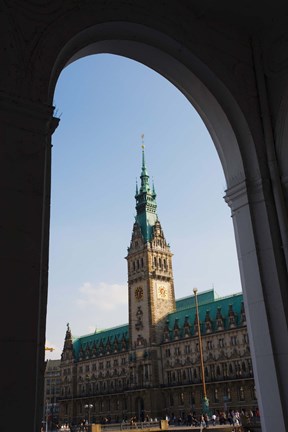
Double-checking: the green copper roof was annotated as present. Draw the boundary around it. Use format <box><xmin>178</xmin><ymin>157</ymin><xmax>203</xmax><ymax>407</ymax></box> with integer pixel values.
<box><xmin>166</xmin><ymin>289</ymin><xmax>244</xmax><ymax>340</ymax></box>
<box><xmin>135</xmin><ymin>148</ymin><xmax>158</xmax><ymax>242</ymax></box>
<box><xmin>175</xmin><ymin>289</ymin><xmax>216</xmax><ymax>310</ymax></box>
<box><xmin>73</xmin><ymin>324</ymin><xmax>129</xmax><ymax>361</ymax></box>
<box><xmin>69</xmin><ymin>290</ymin><xmax>245</xmax><ymax>361</ymax></box>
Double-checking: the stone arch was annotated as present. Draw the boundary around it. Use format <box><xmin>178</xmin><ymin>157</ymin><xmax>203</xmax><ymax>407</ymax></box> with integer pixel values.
<box><xmin>1</xmin><ymin>5</ymin><xmax>288</xmax><ymax>432</ymax></box>
<box><xmin>44</xmin><ymin>27</ymin><xmax>287</xmax><ymax>429</ymax></box>
<box><xmin>46</xmin><ymin>21</ymin><xmax>255</xmax><ymax>189</ymax></box>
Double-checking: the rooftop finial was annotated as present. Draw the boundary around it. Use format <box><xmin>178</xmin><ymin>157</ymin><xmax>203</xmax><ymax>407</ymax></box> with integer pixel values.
<box><xmin>140</xmin><ymin>133</ymin><xmax>148</xmax><ymax>177</ymax></box>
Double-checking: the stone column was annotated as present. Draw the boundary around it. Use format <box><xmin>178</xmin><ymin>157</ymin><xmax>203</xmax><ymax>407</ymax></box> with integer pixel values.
<box><xmin>225</xmin><ymin>179</ymin><xmax>288</xmax><ymax>432</ymax></box>
<box><xmin>0</xmin><ymin>93</ymin><xmax>58</xmax><ymax>432</ymax></box>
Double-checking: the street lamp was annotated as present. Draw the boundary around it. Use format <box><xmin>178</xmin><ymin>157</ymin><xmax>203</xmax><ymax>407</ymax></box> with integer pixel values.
<box><xmin>84</xmin><ymin>404</ymin><xmax>93</xmax><ymax>425</ymax></box>
<box><xmin>193</xmin><ymin>287</ymin><xmax>209</xmax><ymax>414</ymax></box>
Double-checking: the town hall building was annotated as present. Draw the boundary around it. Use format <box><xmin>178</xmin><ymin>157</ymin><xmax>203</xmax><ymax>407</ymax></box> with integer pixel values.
<box><xmin>59</xmin><ymin>149</ymin><xmax>256</xmax><ymax>424</ymax></box>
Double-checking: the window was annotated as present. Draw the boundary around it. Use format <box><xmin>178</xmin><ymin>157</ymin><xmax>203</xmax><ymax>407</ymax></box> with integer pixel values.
<box><xmin>99</xmin><ymin>362</ymin><xmax>103</xmax><ymax>370</ymax></box>
<box><xmin>219</xmin><ymin>338</ymin><xmax>224</xmax><ymax>348</ymax></box>
<box><xmin>214</xmin><ymin>388</ymin><xmax>219</xmax><ymax>402</ymax></box>
<box><xmin>174</xmin><ymin>347</ymin><xmax>180</xmax><ymax>356</ymax></box>
<box><xmin>225</xmin><ymin>387</ymin><xmax>231</xmax><ymax>401</ymax></box>
<box><xmin>85</xmin><ymin>365</ymin><xmax>90</xmax><ymax>372</ymax></box>
<box><xmin>184</xmin><ymin>345</ymin><xmax>190</xmax><ymax>354</ymax></box>
<box><xmin>106</xmin><ymin>361</ymin><xmax>111</xmax><ymax>368</ymax></box>
<box><xmin>231</xmin><ymin>336</ymin><xmax>237</xmax><ymax>346</ymax></box>
<box><xmin>165</xmin><ymin>348</ymin><xmax>171</xmax><ymax>357</ymax></box>
<box><xmin>167</xmin><ymin>371</ymin><xmax>172</xmax><ymax>384</ymax></box>
<box><xmin>92</xmin><ymin>363</ymin><xmax>96</xmax><ymax>371</ymax></box>
<box><xmin>207</xmin><ymin>340</ymin><xmax>213</xmax><ymax>350</ymax></box>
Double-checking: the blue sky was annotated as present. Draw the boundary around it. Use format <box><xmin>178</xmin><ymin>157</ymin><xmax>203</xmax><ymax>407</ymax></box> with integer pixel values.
<box><xmin>45</xmin><ymin>54</ymin><xmax>241</xmax><ymax>359</ymax></box>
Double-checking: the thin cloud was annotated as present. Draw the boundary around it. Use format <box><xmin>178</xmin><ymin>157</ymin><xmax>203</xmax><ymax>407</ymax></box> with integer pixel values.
<box><xmin>76</xmin><ymin>281</ymin><xmax>128</xmax><ymax>311</ymax></box>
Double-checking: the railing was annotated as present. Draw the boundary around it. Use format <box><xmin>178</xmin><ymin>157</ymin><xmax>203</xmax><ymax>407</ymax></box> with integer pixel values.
<box><xmin>62</xmin><ymin>421</ymin><xmax>166</xmax><ymax>432</ymax></box>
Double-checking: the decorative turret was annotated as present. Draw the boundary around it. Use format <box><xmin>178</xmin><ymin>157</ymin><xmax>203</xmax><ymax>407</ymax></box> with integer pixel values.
<box><xmin>62</xmin><ymin>323</ymin><xmax>74</xmax><ymax>361</ymax></box>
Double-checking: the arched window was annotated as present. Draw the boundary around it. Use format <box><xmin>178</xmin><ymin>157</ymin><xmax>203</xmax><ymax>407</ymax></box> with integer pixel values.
<box><xmin>239</xmin><ymin>386</ymin><xmax>245</xmax><ymax>401</ymax></box>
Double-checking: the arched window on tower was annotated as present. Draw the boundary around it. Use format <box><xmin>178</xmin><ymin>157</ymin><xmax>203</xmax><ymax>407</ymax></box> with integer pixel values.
<box><xmin>159</xmin><ymin>258</ymin><xmax>162</xmax><ymax>268</ymax></box>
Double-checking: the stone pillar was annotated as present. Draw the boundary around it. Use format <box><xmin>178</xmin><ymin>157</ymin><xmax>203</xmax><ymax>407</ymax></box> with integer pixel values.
<box><xmin>225</xmin><ymin>180</ymin><xmax>288</xmax><ymax>432</ymax></box>
<box><xmin>0</xmin><ymin>93</ymin><xmax>58</xmax><ymax>432</ymax></box>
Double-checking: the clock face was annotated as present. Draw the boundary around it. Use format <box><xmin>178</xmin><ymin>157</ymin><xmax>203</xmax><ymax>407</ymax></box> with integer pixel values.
<box><xmin>157</xmin><ymin>285</ymin><xmax>168</xmax><ymax>299</ymax></box>
<box><xmin>135</xmin><ymin>286</ymin><xmax>144</xmax><ymax>301</ymax></box>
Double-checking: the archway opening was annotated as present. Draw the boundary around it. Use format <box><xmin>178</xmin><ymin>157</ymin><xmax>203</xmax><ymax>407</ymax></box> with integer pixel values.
<box><xmin>43</xmin><ymin>51</ymin><xmax>249</xmax><ymax>428</ymax></box>
<box><xmin>46</xmin><ymin>53</ymin><xmax>242</xmax><ymax>358</ymax></box>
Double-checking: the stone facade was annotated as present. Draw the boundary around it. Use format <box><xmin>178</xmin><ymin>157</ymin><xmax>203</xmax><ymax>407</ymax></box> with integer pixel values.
<box><xmin>59</xmin><ymin>152</ymin><xmax>256</xmax><ymax>424</ymax></box>
<box><xmin>44</xmin><ymin>359</ymin><xmax>61</xmax><ymax>427</ymax></box>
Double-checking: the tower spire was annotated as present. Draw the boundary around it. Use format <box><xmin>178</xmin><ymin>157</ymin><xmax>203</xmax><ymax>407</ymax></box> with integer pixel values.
<box><xmin>134</xmin><ymin>135</ymin><xmax>157</xmax><ymax>241</ymax></box>
<box><xmin>140</xmin><ymin>134</ymin><xmax>150</xmax><ymax>193</ymax></box>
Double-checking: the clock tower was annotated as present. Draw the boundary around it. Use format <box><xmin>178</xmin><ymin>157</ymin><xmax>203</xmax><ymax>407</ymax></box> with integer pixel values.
<box><xmin>126</xmin><ymin>146</ymin><xmax>176</xmax><ymax>350</ymax></box>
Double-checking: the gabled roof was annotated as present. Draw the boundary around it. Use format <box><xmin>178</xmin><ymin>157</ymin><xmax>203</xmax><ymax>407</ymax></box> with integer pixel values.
<box><xmin>73</xmin><ymin>324</ymin><xmax>129</xmax><ymax>361</ymax></box>
<box><xmin>166</xmin><ymin>289</ymin><xmax>244</xmax><ymax>340</ymax></box>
